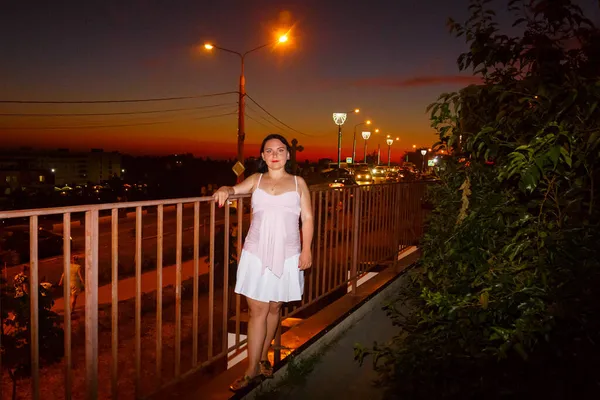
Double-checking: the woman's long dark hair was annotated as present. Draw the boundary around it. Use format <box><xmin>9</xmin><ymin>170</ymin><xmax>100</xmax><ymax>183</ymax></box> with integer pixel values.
<box><xmin>256</xmin><ymin>134</ymin><xmax>294</xmax><ymax>174</ymax></box>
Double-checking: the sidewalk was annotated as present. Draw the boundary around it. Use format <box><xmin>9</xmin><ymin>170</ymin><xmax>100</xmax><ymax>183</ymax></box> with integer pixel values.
<box><xmin>249</xmin><ymin>268</ymin><xmax>412</xmax><ymax>400</ymax></box>
<box><xmin>52</xmin><ymin>257</ymin><xmax>211</xmax><ymax>314</ymax></box>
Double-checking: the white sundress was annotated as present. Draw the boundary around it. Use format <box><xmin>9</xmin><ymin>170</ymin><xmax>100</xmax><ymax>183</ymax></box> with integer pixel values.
<box><xmin>234</xmin><ymin>174</ymin><xmax>304</xmax><ymax>302</ymax></box>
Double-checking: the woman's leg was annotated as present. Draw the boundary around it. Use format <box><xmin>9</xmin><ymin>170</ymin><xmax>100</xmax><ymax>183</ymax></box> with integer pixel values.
<box><xmin>261</xmin><ymin>302</ymin><xmax>282</xmax><ymax>361</ymax></box>
<box><xmin>70</xmin><ymin>294</ymin><xmax>77</xmax><ymax>314</ymax></box>
<box><xmin>245</xmin><ymin>297</ymin><xmax>270</xmax><ymax>377</ymax></box>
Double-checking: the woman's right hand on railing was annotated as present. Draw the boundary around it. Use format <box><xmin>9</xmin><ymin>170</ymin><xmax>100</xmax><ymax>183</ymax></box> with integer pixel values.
<box><xmin>212</xmin><ymin>187</ymin><xmax>233</xmax><ymax>208</ymax></box>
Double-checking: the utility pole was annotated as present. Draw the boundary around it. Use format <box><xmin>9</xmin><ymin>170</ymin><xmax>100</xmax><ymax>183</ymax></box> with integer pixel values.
<box><xmin>237</xmin><ymin>60</ymin><xmax>245</xmax><ymax>183</ymax></box>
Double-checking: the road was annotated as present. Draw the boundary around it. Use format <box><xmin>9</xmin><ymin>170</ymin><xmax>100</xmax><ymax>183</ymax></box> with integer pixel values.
<box><xmin>3</xmin><ymin>203</ymin><xmax>249</xmax><ymax>286</ymax></box>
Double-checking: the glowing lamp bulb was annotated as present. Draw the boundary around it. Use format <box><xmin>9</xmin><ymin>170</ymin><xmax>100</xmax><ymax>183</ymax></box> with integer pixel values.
<box><xmin>204</xmin><ymin>43</ymin><xmax>214</xmax><ymax>50</ymax></box>
<box><xmin>278</xmin><ymin>35</ymin><xmax>288</xmax><ymax>43</ymax></box>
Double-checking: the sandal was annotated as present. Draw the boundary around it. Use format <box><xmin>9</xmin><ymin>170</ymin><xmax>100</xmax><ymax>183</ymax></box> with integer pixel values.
<box><xmin>229</xmin><ymin>375</ymin><xmax>256</xmax><ymax>392</ymax></box>
<box><xmin>259</xmin><ymin>360</ymin><xmax>273</xmax><ymax>378</ymax></box>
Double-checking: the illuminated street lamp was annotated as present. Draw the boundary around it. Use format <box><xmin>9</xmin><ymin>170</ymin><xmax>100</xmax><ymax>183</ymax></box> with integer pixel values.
<box><xmin>361</xmin><ymin>131</ymin><xmax>371</xmax><ymax>163</ymax></box>
<box><xmin>386</xmin><ymin>137</ymin><xmax>394</xmax><ymax>167</ymax></box>
<box><xmin>353</xmin><ymin>120</ymin><xmax>371</xmax><ymax>165</ymax></box>
<box><xmin>421</xmin><ymin>149</ymin><xmax>427</xmax><ymax>172</ymax></box>
<box><xmin>333</xmin><ymin>109</ymin><xmax>360</xmax><ymax>168</ymax></box>
<box><xmin>203</xmin><ymin>33</ymin><xmax>289</xmax><ymax>182</ymax></box>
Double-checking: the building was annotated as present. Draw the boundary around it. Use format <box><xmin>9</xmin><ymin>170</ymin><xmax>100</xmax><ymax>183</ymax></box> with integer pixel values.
<box><xmin>0</xmin><ymin>168</ymin><xmax>55</xmax><ymax>196</ymax></box>
<box><xmin>0</xmin><ymin>148</ymin><xmax>122</xmax><ymax>187</ymax></box>
<box><xmin>87</xmin><ymin>148</ymin><xmax>122</xmax><ymax>183</ymax></box>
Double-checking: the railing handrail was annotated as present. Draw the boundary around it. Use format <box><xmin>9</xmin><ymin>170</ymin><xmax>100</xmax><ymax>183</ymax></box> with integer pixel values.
<box><xmin>0</xmin><ymin>181</ymin><xmax>414</xmax><ymax>219</ymax></box>
<box><xmin>0</xmin><ymin>194</ymin><xmax>250</xmax><ymax>219</ymax></box>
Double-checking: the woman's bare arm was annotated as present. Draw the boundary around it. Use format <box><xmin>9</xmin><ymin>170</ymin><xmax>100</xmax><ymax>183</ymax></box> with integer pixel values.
<box><xmin>298</xmin><ymin>177</ymin><xmax>314</xmax><ymax>270</ymax></box>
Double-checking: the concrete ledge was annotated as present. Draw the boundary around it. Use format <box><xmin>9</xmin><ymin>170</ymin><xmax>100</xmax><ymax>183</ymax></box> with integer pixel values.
<box><xmin>177</xmin><ymin>247</ymin><xmax>420</xmax><ymax>400</ymax></box>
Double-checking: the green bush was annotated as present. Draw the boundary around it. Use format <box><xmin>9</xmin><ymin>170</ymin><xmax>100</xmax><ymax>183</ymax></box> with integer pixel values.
<box><xmin>355</xmin><ymin>1</ymin><xmax>600</xmax><ymax>398</ymax></box>
<box><xmin>1</xmin><ymin>277</ymin><xmax>64</xmax><ymax>400</ymax></box>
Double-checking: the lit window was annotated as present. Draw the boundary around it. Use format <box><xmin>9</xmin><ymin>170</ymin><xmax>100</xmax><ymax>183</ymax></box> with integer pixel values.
<box><xmin>39</xmin><ymin>175</ymin><xmax>45</xmax><ymax>183</ymax></box>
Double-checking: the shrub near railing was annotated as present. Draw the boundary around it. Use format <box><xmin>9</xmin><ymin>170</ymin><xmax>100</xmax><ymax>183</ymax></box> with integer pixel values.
<box><xmin>356</xmin><ymin>1</ymin><xmax>600</xmax><ymax>398</ymax></box>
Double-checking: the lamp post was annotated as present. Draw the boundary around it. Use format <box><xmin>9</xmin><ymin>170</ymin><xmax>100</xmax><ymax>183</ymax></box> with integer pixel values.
<box><xmin>204</xmin><ymin>34</ymin><xmax>289</xmax><ymax>182</ymax></box>
<box><xmin>386</xmin><ymin>137</ymin><xmax>394</xmax><ymax>167</ymax></box>
<box><xmin>333</xmin><ymin>109</ymin><xmax>359</xmax><ymax>169</ymax></box>
<box><xmin>421</xmin><ymin>149</ymin><xmax>427</xmax><ymax>172</ymax></box>
<box><xmin>353</xmin><ymin>120</ymin><xmax>371</xmax><ymax>165</ymax></box>
<box><xmin>361</xmin><ymin>131</ymin><xmax>371</xmax><ymax>163</ymax></box>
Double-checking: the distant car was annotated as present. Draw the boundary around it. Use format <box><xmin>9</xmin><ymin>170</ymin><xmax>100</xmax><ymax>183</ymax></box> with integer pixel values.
<box><xmin>397</xmin><ymin>168</ymin><xmax>417</xmax><ymax>181</ymax></box>
<box><xmin>322</xmin><ymin>168</ymin><xmax>353</xmax><ymax>179</ymax></box>
<box><xmin>354</xmin><ymin>169</ymin><xmax>374</xmax><ymax>185</ymax></box>
<box><xmin>328</xmin><ymin>176</ymin><xmax>358</xmax><ymax>189</ymax></box>
<box><xmin>371</xmin><ymin>166</ymin><xmax>387</xmax><ymax>183</ymax></box>
<box><xmin>402</xmin><ymin>162</ymin><xmax>417</xmax><ymax>172</ymax></box>
<box><xmin>0</xmin><ymin>225</ymin><xmax>69</xmax><ymax>265</ymax></box>
<box><xmin>385</xmin><ymin>171</ymin><xmax>400</xmax><ymax>182</ymax></box>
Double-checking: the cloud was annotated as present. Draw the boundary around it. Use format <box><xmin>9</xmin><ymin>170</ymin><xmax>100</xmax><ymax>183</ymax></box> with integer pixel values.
<box><xmin>326</xmin><ymin>75</ymin><xmax>482</xmax><ymax>89</ymax></box>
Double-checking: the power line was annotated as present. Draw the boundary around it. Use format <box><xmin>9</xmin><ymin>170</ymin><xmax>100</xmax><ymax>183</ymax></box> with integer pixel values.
<box><xmin>245</xmin><ymin>93</ymin><xmax>314</xmax><ymax>137</ymax></box>
<box><xmin>0</xmin><ymin>102</ymin><xmax>237</xmax><ymax>117</ymax></box>
<box><xmin>191</xmin><ymin>110</ymin><xmax>237</xmax><ymax>121</ymax></box>
<box><xmin>246</xmin><ymin>105</ymin><xmax>289</xmax><ymax>131</ymax></box>
<box><xmin>0</xmin><ymin>110</ymin><xmax>237</xmax><ymax>130</ymax></box>
<box><xmin>0</xmin><ymin>91</ymin><xmax>238</xmax><ymax>104</ymax></box>
<box><xmin>245</xmin><ymin>111</ymin><xmax>275</xmax><ymax>131</ymax></box>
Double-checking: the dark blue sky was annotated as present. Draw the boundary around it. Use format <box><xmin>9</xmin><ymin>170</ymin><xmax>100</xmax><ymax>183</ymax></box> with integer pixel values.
<box><xmin>1</xmin><ymin>0</ymin><xmax>598</xmax><ymax>159</ymax></box>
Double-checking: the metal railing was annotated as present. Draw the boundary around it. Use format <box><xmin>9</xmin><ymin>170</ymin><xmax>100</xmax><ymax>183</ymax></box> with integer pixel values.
<box><xmin>0</xmin><ymin>182</ymin><xmax>427</xmax><ymax>400</ymax></box>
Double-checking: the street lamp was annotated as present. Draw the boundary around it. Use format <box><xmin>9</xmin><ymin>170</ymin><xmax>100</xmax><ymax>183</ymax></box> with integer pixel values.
<box><xmin>361</xmin><ymin>131</ymin><xmax>371</xmax><ymax>163</ymax></box>
<box><xmin>420</xmin><ymin>149</ymin><xmax>427</xmax><ymax>172</ymax></box>
<box><xmin>203</xmin><ymin>33</ymin><xmax>289</xmax><ymax>182</ymax></box>
<box><xmin>353</xmin><ymin>120</ymin><xmax>371</xmax><ymax>165</ymax></box>
<box><xmin>386</xmin><ymin>137</ymin><xmax>394</xmax><ymax>167</ymax></box>
<box><xmin>333</xmin><ymin>109</ymin><xmax>360</xmax><ymax>169</ymax></box>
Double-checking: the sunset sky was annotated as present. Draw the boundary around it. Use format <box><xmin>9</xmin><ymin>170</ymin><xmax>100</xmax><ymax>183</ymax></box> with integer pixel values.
<box><xmin>2</xmin><ymin>0</ymin><xmax>598</xmax><ymax>161</ymax></box>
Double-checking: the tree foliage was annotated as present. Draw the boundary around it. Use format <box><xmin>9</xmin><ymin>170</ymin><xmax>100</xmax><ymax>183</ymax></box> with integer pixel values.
<box><xmin>356</xmin><ymin>1</ymin><xmax>600</xmax><ymax>397</ymax></box>
<box><xmin>1</xmin><ymin>276</ymin><xmax>63</xmax><ymax>400</ymax></box>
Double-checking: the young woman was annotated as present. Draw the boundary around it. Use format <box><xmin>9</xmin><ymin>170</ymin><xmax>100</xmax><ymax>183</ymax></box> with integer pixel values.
<box><xmin>58</xmin><ymin>255</ymin><xmax>85</xmax><ymax>316</ymax></box>
<box><xmin>213</xmin><ymin>134</ymin><xmax>314</xmax><ymax>391</ymax></box>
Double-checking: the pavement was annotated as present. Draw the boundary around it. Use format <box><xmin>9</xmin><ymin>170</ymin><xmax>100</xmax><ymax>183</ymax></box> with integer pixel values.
<box><xmin>250</xmin><ymin>270</ymin><xmax>411</xmax><ymax>400</ymax></box>
<box><xmin>52</xmin><ymin>256</ymin><xmax>211</xmax><ymax>314</ymax></box>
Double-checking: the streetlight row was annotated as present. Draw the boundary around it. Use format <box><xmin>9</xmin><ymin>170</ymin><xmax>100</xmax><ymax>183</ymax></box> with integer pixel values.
<box><xmin>202</xmin><ymin>30</ymin><xmax>433</xmax><ymax>171</ymax></box>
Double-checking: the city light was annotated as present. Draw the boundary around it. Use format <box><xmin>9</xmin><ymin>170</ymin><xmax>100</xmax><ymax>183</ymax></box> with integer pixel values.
<box><xmin>278</xmin><ymin>34</ymin><xmax>288</xmax><ymax>43</ymax></box>
<box><xmin>204</xmin><ymin>43</ymin><xmax>214</xmax><ymax>50</ymax></box>
<box><xmin>366</xmin><ymin>120</ymin><xmax>371</xmax><ymax>125</ymax></box>
<box><xmin>51</xmin><ymin>168</ymin><xmax>55</xmax><ymax>173</ymax></box>
<box><xmin>354</xmin><ymin>109</ymin><xmax>360</xmax><ymax>113</ymax></box>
